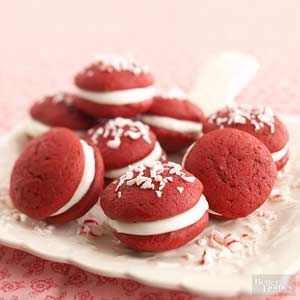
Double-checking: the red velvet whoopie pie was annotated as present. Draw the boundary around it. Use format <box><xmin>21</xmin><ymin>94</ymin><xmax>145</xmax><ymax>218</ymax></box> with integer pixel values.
<box><xmin>183</xmin><ymin>128</ymin><xmax>277</xmax><ymax>219</ymax></box>
<box><xmin>140</xmin><ymin>88</ymin><xmax>205</xmax><ymax>153</ymax></box>
<box><xmin>100</xmin><ymin>161</ymin><xmax>209</xmax><ymax>252</ymax></box>
<box><xmin>85</xmin><ymin>117</ymin><xmax>166</xmax><ymax>184</ymax></box>
<box><xmin>10</xmin><ymin>128</ymin><xmax>104</xmax><ymax>224</ymax></box>
<box><xmin>204</xmin><ymin>105</ymin><xmax>289</xmax><ymax>170</ymax></box>
<box><xmin>26</xmin><ymin>92</ymin><xmax>94</xmax><ymax>138</ymax></box>
<box><xmin>73</xmin><ymin>55</ymin><xmax>155</xmax><ymax>118</ymax></box>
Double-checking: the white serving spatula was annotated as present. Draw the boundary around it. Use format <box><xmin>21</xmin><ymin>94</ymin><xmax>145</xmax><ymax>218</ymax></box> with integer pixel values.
<box><xmin>189</xmin><ymin>51</ymin><xmax>260</xmax><ymax>115</ymax></box>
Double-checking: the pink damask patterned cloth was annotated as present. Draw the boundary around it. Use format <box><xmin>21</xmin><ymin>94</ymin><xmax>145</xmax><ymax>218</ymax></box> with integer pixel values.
<box><xmin>1</xmin><ymin>1</ymin><xmax>300</xmax><ymax>299</ymax></box>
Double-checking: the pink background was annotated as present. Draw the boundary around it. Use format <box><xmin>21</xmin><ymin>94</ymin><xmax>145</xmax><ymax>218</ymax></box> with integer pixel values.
<box><xmin>1</xmin><ymin>0</ymin><xmax>300</xmax><ymax>299</ymax></box>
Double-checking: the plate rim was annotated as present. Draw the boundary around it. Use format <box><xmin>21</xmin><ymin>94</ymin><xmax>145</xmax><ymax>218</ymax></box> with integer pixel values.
<box><xmin>0</xmin><ymin>113</ymin><xmax>299</xmax><ymax>298</ymax></box>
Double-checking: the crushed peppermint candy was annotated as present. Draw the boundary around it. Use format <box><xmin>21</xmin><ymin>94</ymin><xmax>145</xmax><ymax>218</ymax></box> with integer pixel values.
<box><xmin>114</xmin><ymin>161</ymin><xmax>196</xmax><ymax>198</ymax></box>
<box><xmin>196</xmin><ymin>238</ymin><xmax>208</xmax><ymax>247</ymax></box>
<box><xmin>270</xmin><ymin>189</ymin><xmax>284</xmax><ymax>202</ymax></box>
<box><xmin>257</xmin><ymin>210</ymin><xmax>278</xmax><ymax>229</ymax></box>
<box><xmin>210</xmin><ymin>230</ymin><xmax>226</xmax><ymax>244</ymax></box>
<box><xmin>36</xmin><ymin>93</ymin><xmax>72</xmax><ymax>106</ymax></box>
<box><xmin>218</xmin><ymin>246</ymin><xmax>232</xmax><ymax>258</ymax></box>
<box><xmin>90</xmin><ymin>54</ymin><xmax>150</xmax><ymax>75</ymax></box>
<box><xmin>199</xmin><ymin>248</ymin><xmax>217</xmax><ymax>265</ymax></box>
<box><xmin>257</xmin><ymin>210</ymin><xmax>277</xmax><ymax>220</ymax></box>
<box><xmin>208</xmin><ymin>104</ymin><xmax>275</xmax><ymax>134</ymax></box>
<box><xmin>156</xmin><ymin>87</ymin><xmax>187</xmax><ymax>100</ymax></box>
<box><xmin>193</xmin><ymin>230</ymin><xmax>247</xmax><ymax>265</ymax></box>
<box><xmin>77</xmin><ymin>219</ymin><xmax>103</xmax><ymax>237</ymax></box>
<box><xmin>203</xmin><ymin>230</ymin><xmax>243</xmax><ymax>254</ymax></box>
<box><xmin>155</xmin><ymin>191</ymin><xmax>162</xmax><ymax>198</ymax></box>
<box><xmin>33</xmin><ymin>224</ymin><xmax>55</xmax><ymax>236</ymax></box>
<box><xmin>0</xmin><ymin>209</ymin><xmax>28</xmax><ymax>225</ymax></box>
<box><xmin>177</xmin><ymin>187</ymin><xmax>184</xmax><ymax>194</ymax></box>
<box><xmin>244</xmin><ymin>223</ymin><xmax>262</xmax><ymax>234</ymax></box>
<box><xmin>88</xmin><ymin>118</ymin><xmax>152</xmax><ymax>149</ymax></box>
<box><xmin>187</xmin><ymin>208</ymin><xmax>279</xmax><ymax>265</ymax></box>
<box><xmin>224</xmin><ymin>234</ymin><xmax>243</xmax><ymax>252</ymax></box>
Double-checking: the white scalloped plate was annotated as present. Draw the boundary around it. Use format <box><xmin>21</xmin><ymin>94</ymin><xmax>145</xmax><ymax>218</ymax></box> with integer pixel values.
<box><xmin>0</xmin><ymin>115</ymin><xmax>300</xmax><ymax>298</ymax></box>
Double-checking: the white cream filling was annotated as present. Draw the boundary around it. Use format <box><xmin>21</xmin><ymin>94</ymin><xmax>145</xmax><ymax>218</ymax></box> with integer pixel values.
<box><xmin>140</xmin><ymin>115</ymin><xmax>203</xmax><ymax>137</ymax></box>
<box><xmin>25</xmin><ymin>116</ymin><xmax>51</xmax><ymax>137</ymax></box>
<box><xmin>107</xmin><ymin>195</ymin><xmax>208</xmax><ymax>236</ymax></box>
<box><xmin>181</xmin><ymin>142</ymin><xmax>196</xmax><ymax>168</ymax></box>
<box><xmin>25</xmin><ymin>116</ymin><xmax>85</xmax><ymax>137</ymax></box>
<box><xmin>75</xmin><ymin>86</ymin><xmax>155</xmax><ymax>105</ymax></box>
<box><xmin>50</xmin><ymin>140</ymin><xmax>96</xmax><ymax>216</ymax></box>
<box><xmin>105</xmin><ymin>141</ymin><xmax>163</xmax><ymax>179</ymax></box>
<box><xmin>272</xmin><ymin>144</ymin><xmax>288</xmax><ymax>162</ymax></box>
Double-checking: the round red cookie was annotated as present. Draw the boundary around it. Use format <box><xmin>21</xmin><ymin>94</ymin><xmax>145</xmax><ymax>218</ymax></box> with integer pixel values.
<box><xmin>140</xmin><ymin>88</ymin><xmax>205</xmax><ymax>153</ymax></box>
<box><xmin>85</xmin><ymin>117</ymin><xmax>166</xmax><ymax>182</ymax></box>
<box><xmin>100</xmin><ymin>161</ymin><xmax>209</xmax><ymax>252</ymax></box>
<box><xmin>73</xmin><ymin>55</ymin><xmax>155</xmax><ymax>118</ymax></box>
<box><xmin>204</xmin><ymin>105</ymin><xmax>289</xmax><ymax>170</ymax></box>
<box><xmin>27</xmin><ymin>93</ymin><xmax>95</xmax><ymax>138</ymax></box>
<box><xmin>10</xmin><ymin>128</ymin><xmax>104</xmax><ymax>224</ymax></box>
<box><xmin>183</xmin><ymin>128</ymin><xmax>277</xmax><ymax>220</ymax></box>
